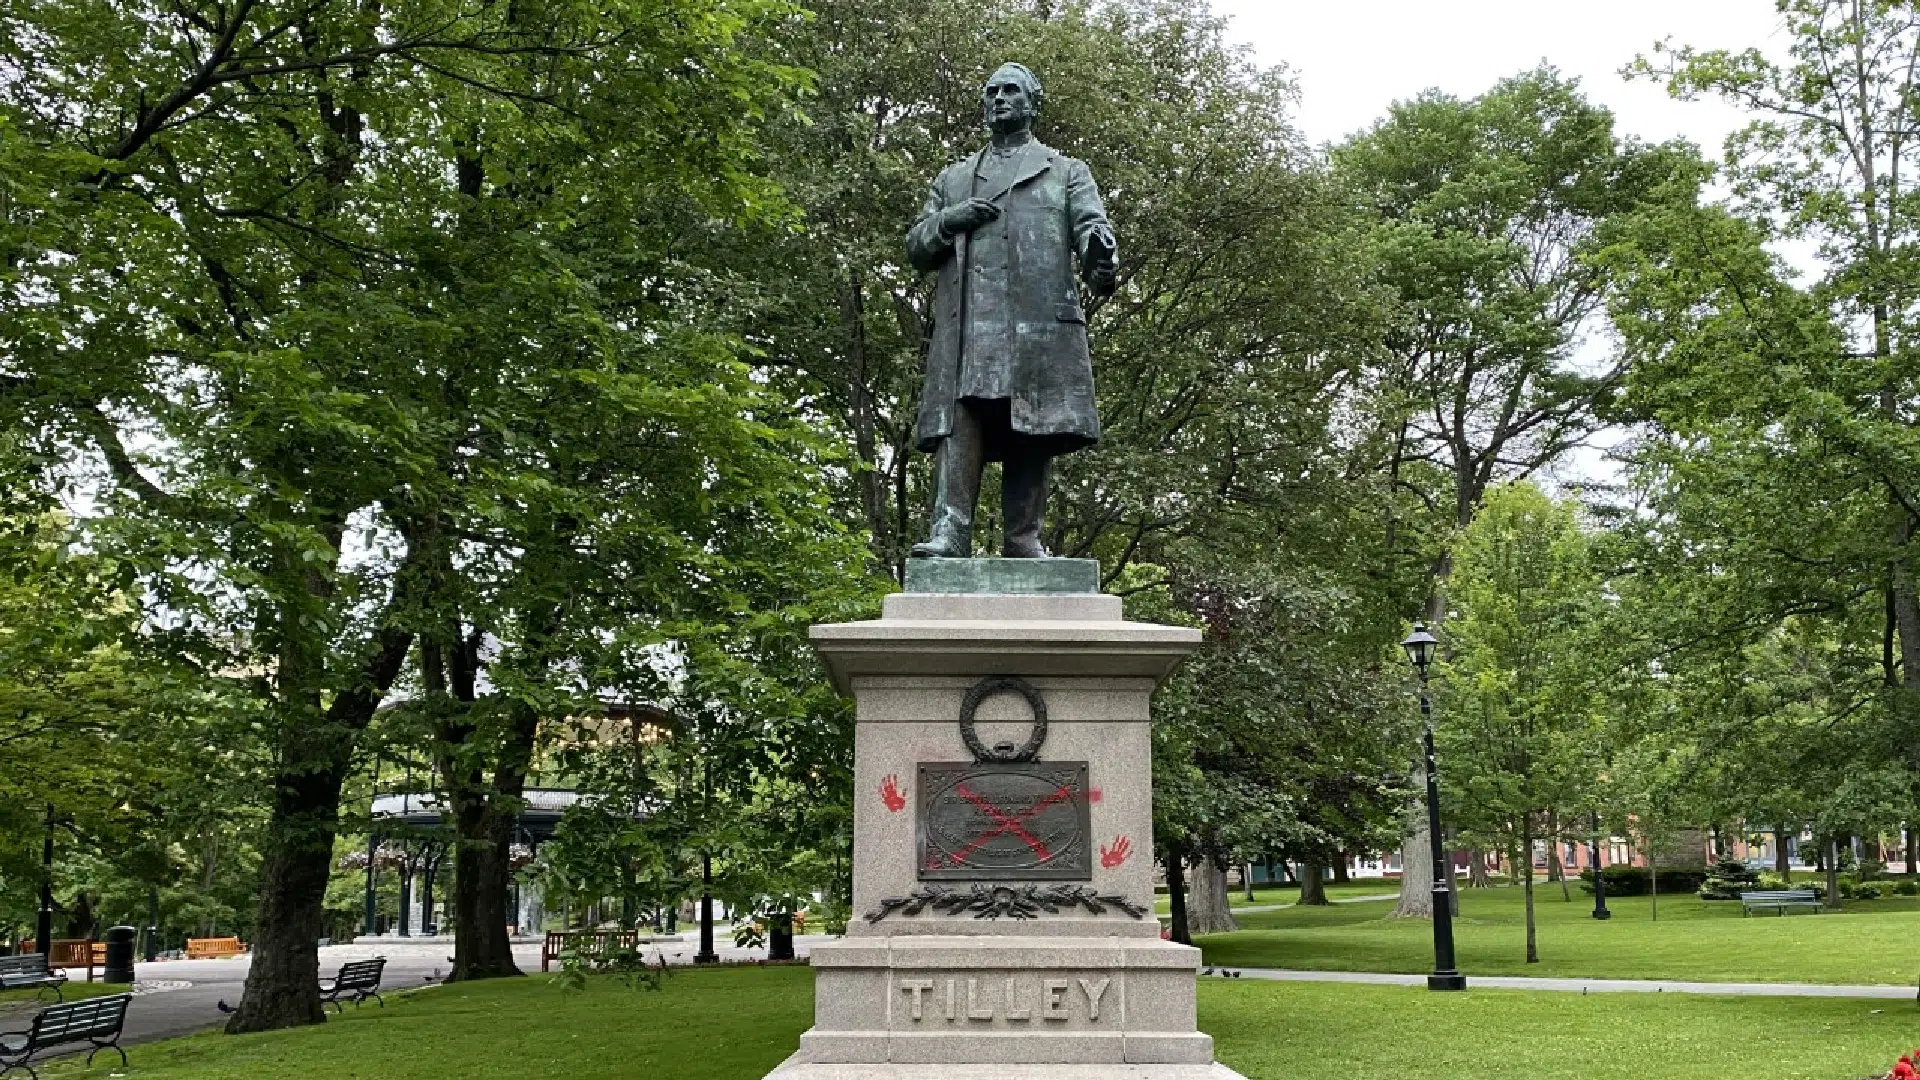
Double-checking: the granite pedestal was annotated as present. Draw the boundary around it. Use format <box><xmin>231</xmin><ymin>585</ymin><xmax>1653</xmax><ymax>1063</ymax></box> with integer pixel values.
<box><xmin>766</xmin><ymin>560</ymin><xmax>1245</xmax><ymax>1079</ymax></box>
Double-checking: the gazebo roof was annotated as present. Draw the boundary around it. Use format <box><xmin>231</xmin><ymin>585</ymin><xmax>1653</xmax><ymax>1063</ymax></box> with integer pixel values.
<box><xmin>370</xmin><ymin>788</ymin><xmax>590</xmax><ymax>842</ymax></box>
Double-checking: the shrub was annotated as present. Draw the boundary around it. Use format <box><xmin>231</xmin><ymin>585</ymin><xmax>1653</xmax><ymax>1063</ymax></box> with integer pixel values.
<box><xmin>1698</xmin><ymin>857</ymin><xmax>1762</xmax><ymax>900</ymax></box>
<box><xmin>1754</xmin><ymin>872</ymin><xmax>1825</xmax><ymax>899</ymax></box>
<box><xmin>1858</xmin><ymin>858</ymin><xmax>1886</xmax><ymax>881</ymax></box>
<box><xmin>1892</xmin><ymin>879</ymin><xmax>1918</xmax><ymax>896</ymax></box>
<box><xmin>552</xmin><ymin>945</ymin><xmax>669</xmax><ymax>993</ymax></box>
<box><xmin>812</xmin><ymin>896</ymin><xmax>852</xmax><ymax>936</ymax></box>
<box><xmin>1578</xmin><ymin>864</ymin><xmax>1708</xmax><ymax>897</ymax></box>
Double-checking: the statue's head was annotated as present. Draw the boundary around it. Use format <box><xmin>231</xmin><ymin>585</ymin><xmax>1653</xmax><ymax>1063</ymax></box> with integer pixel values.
<box><xmin>982</xmin><ymin>63</ymin><xmax>1042</xmax><ymax>135</ymax></box>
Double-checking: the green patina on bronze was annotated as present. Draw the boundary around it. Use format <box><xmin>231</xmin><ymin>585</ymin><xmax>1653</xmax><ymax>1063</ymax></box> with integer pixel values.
<box><xmin>906</xmin><ymin>62</ymin><xmax>1117</xmax><ymax>560</ymax></box>
<box><xmin>902</xmin><ymin>557</ymin><xmax>1099</xmax><ymax>595</ymax></box>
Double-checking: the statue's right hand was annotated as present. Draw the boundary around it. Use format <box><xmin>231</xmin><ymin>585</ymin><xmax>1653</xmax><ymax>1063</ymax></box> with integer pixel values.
<box><xmin>940</xmin><ymin>197</ymin><xmax>1001</xmax><ymax>236</ymax></box>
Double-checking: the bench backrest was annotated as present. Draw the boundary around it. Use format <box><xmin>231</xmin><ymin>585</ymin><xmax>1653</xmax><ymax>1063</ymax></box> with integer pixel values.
<box><xmin>187</xmin><ymin>937</ymin><xmax>244</xmax><ymax>957</ymax></box>
<box><xmin>547</xmin><ymin>930</ymin><xmax>643</xmax><ymax>957</ymax></box>
<box><xmin>0</xmin><ymin>953</ymin><xmax>50</xmax><ymax>976</ymax></box>
<box><xmin>335</xmin><ymin>958</ymin><xmax>385</xmax><ymax>987</ymax></box>
<box><xmin>1740</xmin><ymin>890</ymin><xmax>1818</xmax><ymax>900</ymax></box>
<box><xmin>29</xmin><ymin>994</ymin><xmax>130</xmax><ymax>1046</ymax></box>
<box><xmin>45</xmin><ymin>939</ymin><xmax>94</xmax><ymax>969</ymax></box>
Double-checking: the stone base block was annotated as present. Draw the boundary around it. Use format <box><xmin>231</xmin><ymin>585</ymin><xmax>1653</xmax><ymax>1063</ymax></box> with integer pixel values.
<box><xmin>903</xmin><ymin>558</ymin><xmax>1100</xmax><ymax>595</ymax></box>
<box><xmin>766</xmin><ymin>1056</ymin><xmax>1248</xmax><ymax>1080</ymax></box>
<box><xmin>792</xmin><ymin>936</ymin><xmax>1215</xmax><ymax>1068</ymax></box>
<box><xmin>798</xmin><ymin>1030</ymin><xmax>1213</xmax><ymax>1066</ymax></box>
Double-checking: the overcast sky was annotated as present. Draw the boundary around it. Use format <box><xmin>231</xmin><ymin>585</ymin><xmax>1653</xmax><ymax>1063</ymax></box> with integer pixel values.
<box><xmin>1205</xmin><ymin>0</ymin><xmax>1795</xmax><ymax>491</ymax></box>
<box><xmin>1209</xmin><ymin>0</ymin><xmax>1785</xmax><ymax>156</ymax></box>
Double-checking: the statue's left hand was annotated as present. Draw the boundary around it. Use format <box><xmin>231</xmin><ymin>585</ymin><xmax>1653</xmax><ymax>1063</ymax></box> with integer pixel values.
<box><xmin>1085</xmin><ymin>226</ymin><xmax>1118</xmax><ymax>297</ymax></box>
<box><xmin>1087</xmin><ymin>260</ymin><xmax>1117</xmax><ymax>298</ymax></box>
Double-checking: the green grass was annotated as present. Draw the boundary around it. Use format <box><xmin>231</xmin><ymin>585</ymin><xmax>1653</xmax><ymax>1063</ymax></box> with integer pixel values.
<box><xmin>0</xmin><ymin>980</ymin><xmax>121</xmax><ymax>1008</ymax></box>
<box><xmin>1154</xmin><ymin>879</ymin><xmax>1399</xmax><ymax>914</ymax></box>
<box><xmin>45</xmin><ymin>966</ymin><xmax>814</xmax><ymax>1078</ymax></box>
<box><xmin>1206</xmin><ymin>979</ymin><xmax>1918</xmax><ymax>1080</ymax></box>
<box><xmin>1200</xmin><ymin>883</ymin><xmax>1920</xmax><ymax>985</ymax></box>
<box><xmin>32</xmin><ymin>966</ymin><xmax>1920</xmax><ymax>1080</ymax></box>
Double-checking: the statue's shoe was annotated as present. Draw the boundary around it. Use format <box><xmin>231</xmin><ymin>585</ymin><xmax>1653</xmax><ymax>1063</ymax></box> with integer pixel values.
<box><xmin>909</xmin><ymin>537</ymin><xmax>969</xmax><ymax>558</ymax></box>
<box><xmin>1001</xmin><ymin>541</ymin><xmax>1050</xmax><ymax>559</ymax></box>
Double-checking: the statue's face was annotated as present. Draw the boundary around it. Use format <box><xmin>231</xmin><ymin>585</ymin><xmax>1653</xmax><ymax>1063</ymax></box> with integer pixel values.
<box><xmin>982</xmin><ymin>74</ymin><xmax>1037</xmax><ymax>135</ymax></box>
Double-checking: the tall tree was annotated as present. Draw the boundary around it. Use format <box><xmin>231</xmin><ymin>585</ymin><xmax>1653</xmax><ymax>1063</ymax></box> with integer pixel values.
<box><xmin>1335</xmin><ymin>69</ymin><xmax>1691</xmax><ymax>917</ymax></box>
<box><xmin>1629</xmin><ymin>0</ymin><xmax>1920</xmax><ymax>792</ymax></box>
<box><xmin>1</xmin><ymin>0</ymin><xmax>813</xmax><ymax>1030</ymax></box>
<box><xmin>1440</xmin><ymin>482</ymin><xmax>1604</xmax><ymax>963</ymax></box>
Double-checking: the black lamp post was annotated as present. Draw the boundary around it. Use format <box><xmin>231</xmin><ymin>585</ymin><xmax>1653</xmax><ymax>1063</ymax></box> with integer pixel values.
<box><xmin>35</xmin><ymin>803</ymin><xmax>55</xmax><ymax>957</ymax></box>
<box><xmin>1402</xmin><ymin>623</ymin><xmax>1465</xmax><ymax>992</ymax></box>
<box><xmin>362</xmin><ymin>756</ymin><xmax>382</xmax><ymax>938</ymax></box>
<box><xmin>694</xmin><ymin>754</ymin><xmax>719</xmax><ymax>965</ymax></box>
<box><xmin>1589</xmin><ymin>811</ymin><xmax>1611</xmax><ymax>920</ymax></box>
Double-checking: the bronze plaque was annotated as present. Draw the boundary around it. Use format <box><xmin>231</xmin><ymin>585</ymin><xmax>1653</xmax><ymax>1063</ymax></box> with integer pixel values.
<box><xmin>916</xmin><ymin>761</ymin><xmax>1091</xmax><ymax>880</ymax></box>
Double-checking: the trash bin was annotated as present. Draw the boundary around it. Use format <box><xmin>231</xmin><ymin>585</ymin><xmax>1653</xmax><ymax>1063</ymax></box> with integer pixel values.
<box><xmin>103</xmin><ymin>925</ymin><xmax>136</xmax><ymax>984</ymax></box>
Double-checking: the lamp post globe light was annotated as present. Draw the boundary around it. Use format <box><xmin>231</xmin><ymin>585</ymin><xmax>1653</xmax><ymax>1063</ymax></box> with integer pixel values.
<box><xmin>1401</xmin><ymin>623</ymin><xmax>1466</xmax><ymax>992</ymax></box>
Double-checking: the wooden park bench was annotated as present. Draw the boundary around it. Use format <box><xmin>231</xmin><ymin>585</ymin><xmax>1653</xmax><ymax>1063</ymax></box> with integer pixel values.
<box><xmin>0</xmin><ymin>992</ymin><xmax>131</xmax><ymax>1078</ymax></box>
<box><xmin>541</xmin><ymin>930</ymin><xmax>649</xmax><ymax>972</ymax></box>
<box><xmin>1739</xmin><ymin>889</ymin><xmax>1824</xmax><ymax>915</ymax></box>
<box><xmin>185</xmin><ymin>937</ymin><xmax>247</xmax><ymax>959</ymax></box>
<box><xmin>42</xmin><ymin>941</ymin><xmax>94</xmax><ymax>984</ymax></box>
<box><xmin>0</xmin><ymin>956</ymin><xmax>66</xmax><ymax>1002</ymax></box>
<box><xmin>318</xmin><ymin>957</ymin><xmax>386</xmax><ymax>1013</ymax></box>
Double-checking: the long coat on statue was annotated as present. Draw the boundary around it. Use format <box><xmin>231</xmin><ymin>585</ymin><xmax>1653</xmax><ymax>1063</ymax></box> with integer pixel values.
<box><xmin>906</xmin><ymin>139</ymin><xmax>1112</xmax><ymax>456</ymax></box>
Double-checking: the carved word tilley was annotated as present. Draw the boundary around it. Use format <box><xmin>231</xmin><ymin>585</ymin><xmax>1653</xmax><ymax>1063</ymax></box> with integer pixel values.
<box><xmin>895</xmin><ymin>976</ymin><xmax>1111</xmax><ymax>1024</ymax></box>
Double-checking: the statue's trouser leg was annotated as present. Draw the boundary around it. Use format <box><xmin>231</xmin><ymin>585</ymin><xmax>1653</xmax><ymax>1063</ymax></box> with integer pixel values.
<box><xmin>915</xmin><ymin>400</ymin><xmax>986</xmax><ymax>557</ymax></box>
<box><xmin>1001</xmin><ymin>446</ymin><xmax>1052</xmax><ymax>558</ymax></box>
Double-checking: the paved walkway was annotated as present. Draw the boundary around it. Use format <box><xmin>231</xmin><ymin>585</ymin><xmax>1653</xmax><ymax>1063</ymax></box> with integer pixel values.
<box><xmin>13</xmin><ymin>926</ymin><xmax>816</xmax><ymax>1056</ymax></box>
<box><xmin>1209</xmin><ymin>966</ymin><xmax>1920</xmax><ymax>999</ymax></box>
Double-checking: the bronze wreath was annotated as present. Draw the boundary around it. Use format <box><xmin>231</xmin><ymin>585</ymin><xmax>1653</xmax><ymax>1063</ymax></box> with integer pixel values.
<box><xmin>959</xmin><ymin>675</ymin><xmax>1048</xmax><ymax>763</ymax></box>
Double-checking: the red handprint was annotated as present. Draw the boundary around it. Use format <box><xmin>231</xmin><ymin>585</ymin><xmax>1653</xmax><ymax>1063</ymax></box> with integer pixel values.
<box><xmin>879</xmin><ymin>774</ymin><xmax>907</xmax><ymax>813</ymax></box>
<box><xmin>1100</xmin><ymin>836</ymin><xmax>1132</xmax><ymax>869</ymax></box>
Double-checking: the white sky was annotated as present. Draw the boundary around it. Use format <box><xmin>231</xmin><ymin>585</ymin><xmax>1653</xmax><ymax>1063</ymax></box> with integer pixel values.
<box><xmin>1209</xmin><ymin>0</ymin><xmax>1786</xmax><ymax>153</ymax></box>
<box><xmin>1208</xmin><ymin>0</ymin><xmax>1795</xmax><ymax>492</ymax></box>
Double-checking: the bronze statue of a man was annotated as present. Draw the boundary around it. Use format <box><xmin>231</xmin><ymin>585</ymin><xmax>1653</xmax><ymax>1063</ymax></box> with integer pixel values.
<box><xmin>906</xmin><ymin>62</ymin><xmax>1117</xmax><ymax>559</ymax></box>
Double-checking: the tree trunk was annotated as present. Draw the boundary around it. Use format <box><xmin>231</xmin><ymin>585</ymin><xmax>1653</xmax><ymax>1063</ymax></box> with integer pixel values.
<box><xmin>1776</xmin><ymin>824</ymin><xmax>1792</xmax><ymax>882</ymax></box>
<box><xmin>1467</xmin><ymin>849</ymin><xmax>1490</xmax><ymax>887</ymax></box>
<box><xmin>1826</xmin><ymin>836</ymin><xmax>1842</xmax><ymax>909</ymax></box>
<box><xmin>447</xmin><ymin>802</ymin><xmax>522</xmax><ymax>979</ymax></box>
<box><xmin>1164</xmin><ymin>849</ymin><xmax>1191</xmax><ymax>945</ymax></box>
<box><xmin>226</xmin><ymin>798</ymin><xmax>337</xmax><ymax>1032</ymax></box>
<box><xmin>1297</xmin><ymin>857</ymin><xmax>1329</xmax><ymax>906</ymax></box>
<box><xmin>1330</xmin><ymin>854</ymin><xmax>1351</xmax><ymax>885</ymax></box>
<box><xmin>1186</xmin><ymin>857</ymin><xmax>1238</xmax><ymax>935</ymax></box>
<box><xmin>1906</xmin><ymin>826</ymin><xmax>1916</xmax><ymax>876</ymax></box>
<box><xmin>225</xmin><ymin>617</ymin><xmax>412</xmax><ymax>1034</ymax></box>
<box><xmin>433</xmin><ymin>631</ymin><xmax>536</xmax><ymax>982</ymax></box>
<box><xmin>1392</xmin><ymin>775</ymin><xmax>1434</xmax><ymax>917</ymax></box>
<box><xmin>841</xmin><ymin>268</ymin><xmax>894</xmax><ymax>569</ymax></box>
<box><xmin>1243</xmin><ymin>864</ymin><xmax>1256</xmax><ymax>902</ymax></box>
<box><xmin>1521</xmin><ymin>821</ymin><xmax>1537</xmax><ymax>964</ymax></box>
<box><xmin>1651</xmin><ymin>851</ymin><xmax>1662</xmax><ymax>918</ymax></box>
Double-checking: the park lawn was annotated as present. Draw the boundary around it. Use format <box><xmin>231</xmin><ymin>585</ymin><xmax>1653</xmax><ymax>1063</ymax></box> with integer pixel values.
<box><xmin>1200</xmin><ymin>883</ymin><xmax>1920</xmax><ymax>985</ymax></box>
<box><xmin>1154</xmin><ymin>879</ymin><xmax>1400</xmax><ymax>915</ymax></box>
<box><xmin>1209</xmin><ymin>979</ymin><xmax>1919</xmax><ymax>1080</ymax></box>
<box><xmin>30</xmin><ymin>964</ymin><xmax>1920</xmax><ymax>1080</ymax></box>
<box><xmin>0</xmin><ymin>980</ymin><xmax>120</xmax><ymax>1007</ymax></box>
<box><xmin>43</xmin><ymin>966</ymin><xmax>814</xmax><ymax>1078</ymax></box>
